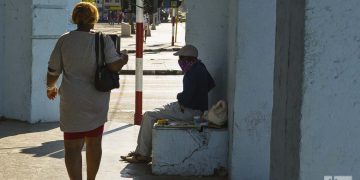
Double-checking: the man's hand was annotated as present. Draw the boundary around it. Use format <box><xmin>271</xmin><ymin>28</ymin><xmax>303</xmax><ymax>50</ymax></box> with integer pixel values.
<box><xmin>47</xmin><ymin>86</ymin><xmax>58</xmax><ymax>100</ymax></box>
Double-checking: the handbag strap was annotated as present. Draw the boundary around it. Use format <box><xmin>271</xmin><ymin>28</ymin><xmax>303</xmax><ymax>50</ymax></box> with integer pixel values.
<box><xmin>100</xmin><ymin>33</ymin><xmax>106</xmax><ymax>66</ymax></box>
<box><xmin>95</xmin><ymin>32</ymin><xmax>99</xmax><ymax>67</ymax></box>
<box><xmin>95</xmin><ymin>32</ymin><xmax>106</xmax><ymax>67</ymax></box>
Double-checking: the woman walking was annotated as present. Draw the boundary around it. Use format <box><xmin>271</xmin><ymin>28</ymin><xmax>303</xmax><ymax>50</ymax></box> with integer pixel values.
<box><xmin>46</xmin><ymin>2</ymin><xmax>128</xmax><ymax>179</ymax></box>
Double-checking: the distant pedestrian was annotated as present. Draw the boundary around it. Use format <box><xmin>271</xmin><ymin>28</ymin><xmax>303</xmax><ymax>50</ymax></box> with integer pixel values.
<box><xmin>117</xmin><ymin>11</ymin><xmax>124</xmax><ymax>24</ymax></box>
<box><xmin>143</xmin><ymin>14</ymin><xmax>149</xmax><ymax>42</ymax></box>
<box><xmin>120</xmin><ymin>45</ymin><xmax>215</xmax><ymax>163</ymax></box>
<box><xmin>46</xmin><ymin>2</ymin><xmax>128</xmax><ymax>179</ymax></box>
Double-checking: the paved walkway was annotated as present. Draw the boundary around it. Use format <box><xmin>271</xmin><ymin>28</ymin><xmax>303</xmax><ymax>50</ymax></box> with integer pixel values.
<box><xmin>0</xmin><ymin>119</ymin><xmax>226</xmax><ymax>180</ymax></box>
<box><xmin>0</xmin><ymin>23</ymin><xmax>228</xmax><ymax>179</ymax></box>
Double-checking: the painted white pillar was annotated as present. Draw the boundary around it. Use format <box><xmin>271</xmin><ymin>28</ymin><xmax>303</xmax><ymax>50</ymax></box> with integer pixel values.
<box><xmin>1</xmin><ymin>0</ymin><xmax>75</xmax><ymax>122</ymax></box>
<box><xmin>300</xmin><ymin>0</ymin><xmax>360</xmax><ymax>178</ymax></box>
<box><xmin>2</xmin><ymin>0</ymin><xmax>33</xmax><ymax>121</ymax></box>
<box><xmin>230</xmin><ymin>0</ymin><xmax>276</xmax><ymax>179</ymax></box>
<box><xmin>30</xmin><ymin>0</ymin><xmax>69</xmax><ymax>123</ymax></box>
<box><xmin>0</xmin><ymin>1</ymin><xmax>4</xmax><ymax>117</ymax></box>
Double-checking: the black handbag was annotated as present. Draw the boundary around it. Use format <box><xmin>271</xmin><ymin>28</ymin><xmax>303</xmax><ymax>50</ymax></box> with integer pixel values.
<box><xmin>94</xmin><ymin>32</ymin><xmax>120</xmax><ymax>92</ymax></box>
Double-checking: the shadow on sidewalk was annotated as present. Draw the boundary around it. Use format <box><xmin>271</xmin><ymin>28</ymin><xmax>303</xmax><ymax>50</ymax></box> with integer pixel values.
<box><xmin>20</xmin><ymin>140</ymin><xmax>65</xmax><ymax>159</ymax></box>
<box><xmin>120</xmin><ymin>163</ymin><xmax>228</xmax><ymax>180</ymax></box>
<box><xmin>18</xmin><ymin>123</ymin><xmax>134</xmax><ymax>159</ymax></box>
<box><xmin>0</xmin><ymin>118</ymin><xmax>59</xmax><ymax>139</ymax></box>
<box><xmin>120</xmin><ymin>163</ymin><xmax>152</xmax><ymax>179</ymax></box>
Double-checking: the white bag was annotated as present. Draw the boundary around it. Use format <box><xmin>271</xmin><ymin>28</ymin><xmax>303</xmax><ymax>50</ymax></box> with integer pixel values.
<box><xmin>203</xmin><ymin>100</ymin><xmax>227</xmax><ymax>126</ymax></box>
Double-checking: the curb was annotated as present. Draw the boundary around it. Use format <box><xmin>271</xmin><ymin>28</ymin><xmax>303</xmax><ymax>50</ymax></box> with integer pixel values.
<box><xmin>120</xmin><ymin>70</ymin><xmax>183</xmax><ymax>75</ymax></box>
<box><xmin>127</xmin><ymin>47</ymin><xmax>181</xmax><ymax>54</ymax></box>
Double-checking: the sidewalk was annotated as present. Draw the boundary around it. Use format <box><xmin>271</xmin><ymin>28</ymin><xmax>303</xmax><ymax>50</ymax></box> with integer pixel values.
<box><xmin>0</xmin><ymin>119</ymin><xmax>227</xmax><ymax>180</ymax></box>
<box><xmin>95</xmin><ymin>22</ymin><xmax>185</xmax><ymax>75</ymax></box>
<box><xmin>95</xmin><ymin>22</ymin><xmax>186</xmax><ymax>51</ymax></box>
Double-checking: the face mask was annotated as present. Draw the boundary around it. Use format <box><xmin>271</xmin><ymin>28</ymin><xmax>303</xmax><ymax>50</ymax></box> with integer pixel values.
<box><xmin>178</xmin><ymin>59</ymin><xmax>196</xmax><ymax>73</ymax></box>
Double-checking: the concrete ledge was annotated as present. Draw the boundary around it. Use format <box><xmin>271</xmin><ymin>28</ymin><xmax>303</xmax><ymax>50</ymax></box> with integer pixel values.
<box><xmin>120</xmin><ymin>70</ymin><xmax>183</xmax><ymax>75</ymax></box>
<box><xmin>127</xmin><ymin>48</ymin><xmax>181</xmax><ymax>54</ymax></box>
<box><xmin>152</xmin><ymin>127</ymin><xmax>228</xmax><ymax>176</ymax></box>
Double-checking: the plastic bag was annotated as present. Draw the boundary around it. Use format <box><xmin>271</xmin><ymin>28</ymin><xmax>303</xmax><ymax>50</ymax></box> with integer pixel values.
<box><xmin>203</xmin><ymin>100</ymin><xmax>227</xmax><ymax>126</ymax></box>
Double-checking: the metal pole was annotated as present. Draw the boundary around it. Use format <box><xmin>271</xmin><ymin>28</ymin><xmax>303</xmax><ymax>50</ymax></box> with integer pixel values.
<box><xmin>171</xmin><ymin>8</ymin><xmax>175</xmax><ymax>46</ymax></box>
<box><xmin>175</xmin><ymin>8</ymin><xmax>178</xmax><ymax>42</ymax></box>
<box><xmin>151</xmin><ymin>13</ymin><xmax>156</xmax><ymax>30</ymax></box>
<box><xmin>134</xmin><ymin>0</ymin><xmax>144</xmax><ymax>125</ymax></box>
<box><xmin>157</xmin><ymin>7</ymin><xmax>160</xmax><ymax>24</ymax></box>
<box><xmin>102</xmin><ymin>0</ymin><xmax>105</xmax><ymax>22</ymax></box>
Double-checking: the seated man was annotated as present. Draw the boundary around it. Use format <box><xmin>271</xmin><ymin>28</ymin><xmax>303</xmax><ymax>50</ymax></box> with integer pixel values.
<box><xmin>121</xmin><ymin>45</ymin><xmax>216</xmax><ymax>163</ymax></box>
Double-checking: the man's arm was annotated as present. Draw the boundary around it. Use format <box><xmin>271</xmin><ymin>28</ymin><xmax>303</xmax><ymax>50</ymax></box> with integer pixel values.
<box><xmin>177</xmin><ymin>68</ymin><xmax>202</xmax><ymax>107</ymax></box>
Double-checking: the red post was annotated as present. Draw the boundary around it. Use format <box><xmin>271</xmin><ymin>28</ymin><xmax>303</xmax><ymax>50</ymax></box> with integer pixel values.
<box><xmin>134</xmin><ymin>0</ymin><xmax>144</xmax><ymax>125</ymax></box>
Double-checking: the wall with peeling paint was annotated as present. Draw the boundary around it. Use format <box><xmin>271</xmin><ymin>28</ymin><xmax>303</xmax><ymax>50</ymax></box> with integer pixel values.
<box><xmin>0</xmin><ymin>0</ymin><xmax>78</xmax><ymax>122</ymax></box>
<box><xmin>30</xmin><ymin>0</ymin><xmax>70</xmax><ymax>123</ymax></box>
<box><xmin>2</xmin><ymin>0</ymin><xmax>33</xmax><ymax>121</ymax></box>
<box><xmin>300</xmin><ymin>0</ymin><xmax>360</xmax><ymax>179</ymax></box>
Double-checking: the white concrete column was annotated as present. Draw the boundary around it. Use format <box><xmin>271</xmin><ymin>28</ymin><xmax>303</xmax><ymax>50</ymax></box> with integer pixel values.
<box><xmin>0</xmin><ymin>0</ymin><xmax>5</xmax><ymax>117</ymax></box>
<box><xmin>1</xmin><ymin>0</ymin><xmax>75</xmax><ymax>122</ymax></box>
<box><xmin>300</xmin><ymin>0</ymin><xmax>360</xmax><ymax>178</ymax></box>
<box><xmin>2</xmin><ymin>0</ymin><xmax>33</xmax><ymax>121</ymax></box>
<box><xmin>230</xmin><ymin>0</ymin><xmax>276</xmax><ymax>179</ymax></box>
<box><xmin>30</xmin><ymin>0</ymin><xmax>69</xmax><ymax>123</ymax></box>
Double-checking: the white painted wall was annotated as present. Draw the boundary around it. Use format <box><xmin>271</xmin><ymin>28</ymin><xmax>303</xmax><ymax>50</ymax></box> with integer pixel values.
<box><xmin>0</xmin><ymin>0</ymin><xmax>77</xmax><ymax>122</ymax></box>
<box><xmin>30</xmin><ymin>0</ymin><xmax>70</xmax><ymax>123</ymax></box>
<box><xmin>0</xmin><ymin>0</ymin><xmax>4</xmax><ymax>117</ymax></box>
<box><xmin>226</xmin><ymin>0</ymin><xmax>238</xmax><ymax>178</ymax></box>
<box><xmin>230</xmin><ymin>0</ymin><xmax>276</xmax><ymax>179</ymax></box>
<box><xmin>185</xmin><ymin>0</ymin><xmax>229</xmax><ymax>106</ymax></box>
<box><xmin>186</xmin><ymin>0</ymin><xmax>276</xmax><ymax>179</ymax></box>
<box><xmin>2</xmin><ymin>0</ymin><xmax>33</xmax><ymax>121</ymax></box>
<box><xmin>301</xmin><ymin>0</ymin><xmax>360</xmax><ymax>179</ymax></box>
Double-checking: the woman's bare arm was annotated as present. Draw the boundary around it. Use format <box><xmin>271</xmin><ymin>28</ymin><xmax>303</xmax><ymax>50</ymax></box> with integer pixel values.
<box><xmin>107</xmin><ymin>52</ymin><xmax>129</xmax><ymax>73</ymax></box>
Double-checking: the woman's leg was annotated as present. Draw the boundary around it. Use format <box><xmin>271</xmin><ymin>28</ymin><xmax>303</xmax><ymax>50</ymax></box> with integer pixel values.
<box><xmin>64</xmin><ymin>138</ymin><xmax>85</xmax><ymax>180</ymax></box>
<box><xmin>85</xmin><ymin>135</ymin><xmax>103</xmax><ymax>180</ymax></box>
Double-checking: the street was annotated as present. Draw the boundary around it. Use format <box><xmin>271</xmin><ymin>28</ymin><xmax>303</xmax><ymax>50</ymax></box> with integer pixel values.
<box><xmin>108</xmin><ymin>74</ymin><xmax>183</xmax><ymax>124</ymax></box>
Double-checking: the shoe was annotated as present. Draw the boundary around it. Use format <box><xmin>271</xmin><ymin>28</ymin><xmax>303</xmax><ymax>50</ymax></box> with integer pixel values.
<box><xmin>120</xmin><ymin>151</ymin><xmax>137</xmax><ymax>160</ymax></box>
<box><xmin>123</xmin><ymin>154</ymin><xmax>151</xmax><ymax>163</ymax></box>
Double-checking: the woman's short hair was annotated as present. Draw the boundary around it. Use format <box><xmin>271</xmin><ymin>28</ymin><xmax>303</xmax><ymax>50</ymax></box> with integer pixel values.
<box><xmin>72</xmin><ymin>2</ymin><xmax>99</xmax><ymax>25</ymax></box>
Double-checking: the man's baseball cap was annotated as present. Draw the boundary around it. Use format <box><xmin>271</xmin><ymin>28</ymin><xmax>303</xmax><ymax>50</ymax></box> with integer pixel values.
<box><xmin>173</xmin><ymin>45</ymin><xmax>198</xmax><ymax>57</ymax></box>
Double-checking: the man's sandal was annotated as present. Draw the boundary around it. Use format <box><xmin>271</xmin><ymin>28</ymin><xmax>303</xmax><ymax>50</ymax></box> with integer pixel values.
<box><xmin>123</xmin><ymin>154</ymin><xmax>151</xmax><ymax>163</ymax></box>
<box><xmin>120</xmin><ymin>151</ymin><xmax>137</xmax><ymax>160</ymax></box>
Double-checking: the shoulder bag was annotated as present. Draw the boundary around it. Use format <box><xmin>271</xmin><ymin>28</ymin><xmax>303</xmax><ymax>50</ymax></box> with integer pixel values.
<box><xmin>94</xmin><ymin>32</ymin><xmax>120</xmax><ymax>92</ymax></box>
